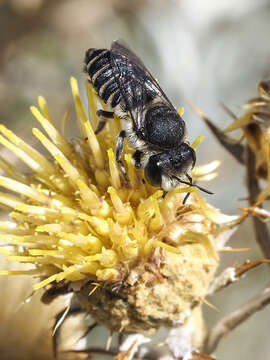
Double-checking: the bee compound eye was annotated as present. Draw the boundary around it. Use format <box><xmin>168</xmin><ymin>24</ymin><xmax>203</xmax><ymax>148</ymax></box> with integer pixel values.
<box><xmin>144</xmin><ymin>156</ymin><xmax>162</xmax><ymax>187</ymax></box>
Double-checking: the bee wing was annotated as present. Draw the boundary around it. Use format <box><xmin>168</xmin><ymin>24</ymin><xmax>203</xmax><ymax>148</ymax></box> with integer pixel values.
<box><xmin>109</xmin><ymin>44</ymin><xmax>145</xmax><ymax>129</ymax></box>
<box><xmin>110</xmin><ymin>40</ymin><xmax>175</xmax><ymax>129</ymax></box>
<box><xmin>112</xmin><ymin>40</ymin><xmax>175</xmax><ymax>106</ymax></box>
<box><xmin>111</xmin><ymin>40</ymin><xmax>148</xmax><ymax>72</ymax></box>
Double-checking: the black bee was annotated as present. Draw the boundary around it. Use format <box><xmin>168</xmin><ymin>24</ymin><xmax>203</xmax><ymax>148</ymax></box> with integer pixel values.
<box><xmin>84</xmin><ymin>41</ymin><xmax>212</xmax><ymax>200</ymax></box>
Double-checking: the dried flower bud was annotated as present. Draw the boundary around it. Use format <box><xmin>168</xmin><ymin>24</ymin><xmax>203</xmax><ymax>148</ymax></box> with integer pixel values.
<box><xmin>224</xmin><ymin>80</ymin><xmax>270</xmax><ymax>201</ymax></box>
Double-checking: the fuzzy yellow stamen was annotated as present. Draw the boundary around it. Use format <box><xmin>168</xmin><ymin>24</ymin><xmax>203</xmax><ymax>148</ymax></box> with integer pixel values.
<box><xmin>108</xmin><ymin>186</ymin><xmax>133</xmax><ymax>225</ymax></box>
<box><xmin>107</xmin><ymin>149</ymin><xmax>121</xmax><ymax>189</ymax></box>
<box><xmin>84</xmin><ymin>121</ymin><xmax>105</xmax><ymax>169</ymax></box>
<box><xmin>0</xmin><ymin>125</ymin><xmax>55</xmax><ymax>174</ymax></box>
<box><xmin>154</xmin><ymin>240</ymin><xmax>180</xmax><ymax>254</ymax></box>
<box><xmin>177</xmin><ymin>107</ymin><xmax>185</xmax><ymax>116</ymax></box>
<box><xmin>0</xmin><ymin>133</ymin><xmax>49</xmax><ymax>175</ymax></box>
<box><xmin>0</xmin><ymin>155</ymin><xmax>26</xmax><ymax>183</ymax></box>
<box><xmin>38</xmin><ymin>96</ymin><xmax>54</xmax><ymax>125</ymax></box>
<box><xmin>0</xmin><ymin>175</ymin><xmax>48</xmax><ymax>203</ymax></box>
<box><xmin>0</xmin><ymin>192</ymin><xmax>25</xmax><ymax>209</ymax></box>
<box><xmin>191</xmin><ymin>135</ymin><xmax>205</xmax><ymax>149</ymax></box>
<box><xmin>0</xmin><ymin>220</ymin><xmax>29</xmax><ymax>234</ymax></box>
<box><xmin>31</xmin><ymin>106</ymin><xmax>71</xmax><ymax>155</ymax></box>
<box><xmin>86</xmin><ymin>81</ymin><xmax>100</xmax><ymax>130</ymax></box>
<box><xmin>70</xmin><ymin>77</ymin><xmax>88</xmax><ymax>138</ymax></box>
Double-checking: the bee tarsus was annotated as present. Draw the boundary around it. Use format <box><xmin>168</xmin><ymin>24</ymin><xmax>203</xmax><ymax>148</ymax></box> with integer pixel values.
<box><xmin>95</xmin><ymin>110</ymin><xmax>114</xmax><ymax>134</ymax></box>
<box><xmin>116</xmin><ymin>130</ymin><xmax>128</xmax><ymax>180</ymax></box>
<box><xmin>96</xmin><ymin>110</ymin><xmax>114</xmax><ymax>119</ymax></box>
<box><xmin>133</xmin><ymin>150</ymin><xmax>143</xmax><ymax>169</ymax></box>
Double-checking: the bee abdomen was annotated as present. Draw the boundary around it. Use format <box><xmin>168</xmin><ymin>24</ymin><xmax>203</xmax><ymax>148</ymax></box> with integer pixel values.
<box><xmin>84</xmin><ymin>48</ymin><xmax>122</xmax><ymax>110</ymax></box>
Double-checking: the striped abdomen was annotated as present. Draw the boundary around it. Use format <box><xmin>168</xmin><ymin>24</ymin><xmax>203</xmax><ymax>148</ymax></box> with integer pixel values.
<box><xmin>84</xmin><ymin>48</ymin><xmax>122</xmax><ymax>110</ymax></box>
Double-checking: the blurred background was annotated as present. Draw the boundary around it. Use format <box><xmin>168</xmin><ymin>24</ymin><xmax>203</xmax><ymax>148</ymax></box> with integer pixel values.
<box><xmin>1</xmin><ymin>0</ymin><xmax>270</xmax><ymax>359</ymax></box>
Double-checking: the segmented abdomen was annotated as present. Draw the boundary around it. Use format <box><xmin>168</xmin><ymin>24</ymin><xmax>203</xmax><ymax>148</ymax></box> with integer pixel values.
<box><xmin>84</xmin><ymin>48</ymin><xmax>122</xmax><ymax>109</ymax></box>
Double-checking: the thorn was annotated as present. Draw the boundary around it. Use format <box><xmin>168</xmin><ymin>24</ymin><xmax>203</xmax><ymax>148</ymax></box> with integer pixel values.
<box><xmin>187</xmin><ymin>98</ymin><xmax>246</xmax><ymax>165</ymax></box>
<box><xmin>200</xmin><ymin>297</ymin><xmax>220</xmax><ymax>312</ymax></box>
<box><xmin>78</xmin><ymin>322</ymin><xmax>98</xmax><ymax>342</ymax></box>
<box><xmin>52</xmin><ymin>301</ymin><xmax>82</xmax><ymax>358</ymax></box>
<box><xmin>52</xmin><ymin>304</ymin><xmax>70</xmax><ymax>337</ymax></box>
<box><xmin>219</xmin><ymin>102</ymin><xmax>237</xmax><ymax>119</ymax></box>
<box><xmin>217</xmin><ymin>247</ymin><xmax>250</xmax><ymax>252</ymax></box>
<box><xmin>106</xmin><ymin>331</ymin><xmax>113</xmax><ymax>350</ymax></box>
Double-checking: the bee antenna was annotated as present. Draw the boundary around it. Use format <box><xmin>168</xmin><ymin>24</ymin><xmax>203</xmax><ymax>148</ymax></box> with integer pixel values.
<box><xmin>192</xmin><ymin>182</ymin><xmax>214</xmax><ymax>195</ymax></box>
<box><xmin>171</xmin><ymin>176</ymin><xmax>214</xmax><ymax>196</ymax></box>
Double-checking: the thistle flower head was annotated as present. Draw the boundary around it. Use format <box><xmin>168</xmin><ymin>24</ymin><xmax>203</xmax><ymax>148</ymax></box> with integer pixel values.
<box><xmin>224</xmin><ymin>80</ymin><xmax>270</xmax><ymax>202</ymax></box>
<box><xmin>0</xmin><ymin>78</ymin><xmax>238</xmax><ymax>335</ymax></box>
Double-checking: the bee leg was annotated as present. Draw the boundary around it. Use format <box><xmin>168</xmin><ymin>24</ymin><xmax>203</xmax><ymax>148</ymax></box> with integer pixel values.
<box><xmin>97</xmin><ymin>110</ymin><xmax>114</xmax><ymax>117</ymax></box>
<box><xmin>162</xmin><ymin>191</ymin><xmax>168</xmax><ymax>198</ymax></box>
<box><xmin>116</xmin><ymin>130</ymin><xmax>128</xmax><ymax>180</ymax></box>
<box><xmin>186</xmin><ymin>174</ymin><xmax>193</xmax><ymax>184</ymax></box>
<box><xmin>183</xmin><ymin>192</ymin><xmax>190</xmax><ymax>204</ymax></box>
<box><xmin>94</xmin><ymin>121</ymin><xmax>106</xmax><ymax>134</ymax></box>
<box><xmin>183</xmin><ymin>174</ymin><xmax>193</xmax><ymax>204</ymax></box>
<box><xmin>133</xmin><ymin>150</ymin><xmax>143</xmax><ymax>168</ymax></box>
<box><xmin>95</xmin><ymin>110</ymin><xmax>114</xmax><ymax>134</ymax></box>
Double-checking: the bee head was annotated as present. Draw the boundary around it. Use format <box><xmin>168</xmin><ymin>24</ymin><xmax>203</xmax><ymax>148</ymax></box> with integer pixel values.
<box><xmin>172</xmin><ymin>143</ymin><xmax>196</xmax><ymax>174</ymax></box>
<box><xmin>144</xmin><ymin>144</ymin><xmax>196</xmax><ymax>189</ymax></box>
